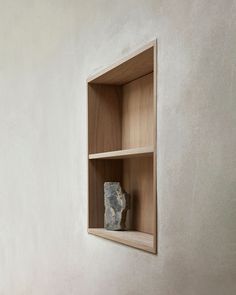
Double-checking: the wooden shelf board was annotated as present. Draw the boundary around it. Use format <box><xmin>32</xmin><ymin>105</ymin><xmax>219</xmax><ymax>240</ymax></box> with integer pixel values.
<box><xmin>89</xmin><ymin>146</ymin><xmax>154</xmax><ymax>160</ymax></box>
<box><xmin>88</xmin><ymin>228</ymin><xmax>155</xmax><ymax>253</ymax></box>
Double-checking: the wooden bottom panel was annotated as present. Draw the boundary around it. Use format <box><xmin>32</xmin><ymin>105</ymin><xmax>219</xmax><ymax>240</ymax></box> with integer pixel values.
<box><xmin>88</xmin><ymin>228</ymin><xmax>155</xmax><ymax>253</ymax></box>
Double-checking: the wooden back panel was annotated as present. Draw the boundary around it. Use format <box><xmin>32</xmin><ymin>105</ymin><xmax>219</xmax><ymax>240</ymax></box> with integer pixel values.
<box><xmin>123</xmin><ymin>156</ymin><xmax>154</xmax><ymax>234</ymax></box>
<box><xmin>122</xmin><ymin>73</ymin><xmax>154</xmax><ymax>149</ymax></box>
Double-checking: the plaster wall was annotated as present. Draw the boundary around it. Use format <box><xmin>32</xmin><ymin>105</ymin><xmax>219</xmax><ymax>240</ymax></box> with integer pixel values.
<box><xmin>0</xmin><ymin>1</ymin><xmax>236</xmax><ymax>294</ymax></box>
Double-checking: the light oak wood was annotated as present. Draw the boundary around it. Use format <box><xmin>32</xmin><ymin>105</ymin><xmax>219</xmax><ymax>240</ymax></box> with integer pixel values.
<box><xmin>87</xmin><ymin>40</ymin><xmax>157</xmax><ymax>253</ymax></box>
<box><xmin>88</xmin><ymin>228</ymin><xmax>155</xmax><ymax>253</ymax></box>
<box><xmin>123</xmin><ymin>157</ymin><xmax>154</xmax><ymax>234</ymax></box>
<box><xmin>122</xmin><ymin>73</ymin><xmax>154</xmax><ymax>149</ymax></box>
<box><xmin>87</xmin><ymin>40</ymin><xmax>155</xmax><ymax>85</ymax></box>
<box><xmin>88</xmin><ymin>84</ymin><xmax>122</xmax><ymax>154</ymax></box>
<box><xmin>153</xmin><ymin>40</ymin><xmax>158</xmax><ymax>254</ymax></box>
<box><xmin>88</xmin><ymin>74</ymin><xmax>154</xmax><ymax>153</ymax></box>
<box><xmin>89</xmin><ymin>156</ymin><xmax>154</xmax><ymax>232</ymax></box>
<box><xmin>89</xmin><ymin>146</ymin><xmax>154</xmax><ymax>159</ymax></box>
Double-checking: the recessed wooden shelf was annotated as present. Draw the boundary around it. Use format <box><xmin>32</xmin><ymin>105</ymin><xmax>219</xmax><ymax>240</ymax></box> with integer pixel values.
<box><xmin>87</xmin><ymin>40</ymin><xmax>157</xmax><ymax>253</ymax></box>
<box><xmin>89</xmin><ymin>146</ymin><xmax>154</xmax><ymax>160</ymax></box>
<box><xmin>88</xmin><ymin>228</ymin><xmax>154</xmax><ymax>253</ymax></box>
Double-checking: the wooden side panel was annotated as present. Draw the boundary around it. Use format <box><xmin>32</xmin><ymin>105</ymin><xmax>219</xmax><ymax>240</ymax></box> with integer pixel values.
<box><xmin>153</xmin><ymin>39</ymin><xmax>158</xmax><ymax>253</ymax></box>
<box><xmin>123</xmin><ymin>156</ymin><xmax>154</xmax><ymax>234</ymax></box>
<box><xmin>122</xmin><ymin>73</ymin><xmax>154</xmax><ymax>149</ymax></box>
<box><xmin>88</xmin><ymin>84</ymin><xmax>122</xmax><ymax>153</ymax></box>
<box><xmin>89</xmin><ymin>160</ymin><xmax>122</xmax><ymax>228</ymax></box>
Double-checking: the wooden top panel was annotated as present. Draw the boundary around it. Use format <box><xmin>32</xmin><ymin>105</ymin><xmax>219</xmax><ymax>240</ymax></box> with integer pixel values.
<box><xmin>87</xmin><ymin>41</ymin><xmax>155</xmax><ymax>85</ymax></box>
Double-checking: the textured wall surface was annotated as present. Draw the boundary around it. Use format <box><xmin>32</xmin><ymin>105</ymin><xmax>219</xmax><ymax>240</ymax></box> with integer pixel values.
<box><xmin>0</xmin><ymin>0</ymin><xmax>236</xmax><ymax>294</ymax></box>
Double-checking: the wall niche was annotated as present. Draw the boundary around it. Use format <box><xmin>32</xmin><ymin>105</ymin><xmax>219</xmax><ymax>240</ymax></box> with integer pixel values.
<box><xmin>87</xmin><ymin>40</ymin><xmax>157</xmax><ymax>254</ymax></box>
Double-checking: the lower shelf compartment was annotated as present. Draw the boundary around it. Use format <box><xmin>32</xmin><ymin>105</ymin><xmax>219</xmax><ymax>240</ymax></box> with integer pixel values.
<box><xmin>88</xmin><ymin>228</ymin><xmax>155</xmax><ymax>253</ymax></box>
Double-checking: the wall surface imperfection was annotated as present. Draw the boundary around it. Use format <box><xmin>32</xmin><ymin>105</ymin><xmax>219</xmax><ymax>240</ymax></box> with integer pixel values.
<box><xmin>0</xmin><ymin>0</ymin><xmax>236</xmax><ymax>294</ymax></box>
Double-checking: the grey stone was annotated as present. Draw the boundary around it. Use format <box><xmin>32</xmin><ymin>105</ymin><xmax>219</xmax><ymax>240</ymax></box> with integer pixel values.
<box><xmin>104</xmin><ymin>182</ymin><xmax>130</xmax><ymax>231</ymax></box>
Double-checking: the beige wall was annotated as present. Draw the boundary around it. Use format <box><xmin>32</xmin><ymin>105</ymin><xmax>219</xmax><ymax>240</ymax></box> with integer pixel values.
<box><xmin>0</xmin><ymin>0</ymin><xmax>236</xmax><ymax>294</ymax></box>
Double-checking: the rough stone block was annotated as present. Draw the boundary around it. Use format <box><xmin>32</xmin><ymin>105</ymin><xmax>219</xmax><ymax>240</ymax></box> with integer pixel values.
<box><xmin>104</xmin><ymin>182</ymin><xmax>130</xmax><ymax>230</ymax></box>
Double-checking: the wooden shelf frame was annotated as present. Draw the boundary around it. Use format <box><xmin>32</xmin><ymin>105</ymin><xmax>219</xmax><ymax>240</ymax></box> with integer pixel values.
<box><xmin>87</xmin><ymin>40</ymin><xmax>157</xmax><ymax>254</ymax></box>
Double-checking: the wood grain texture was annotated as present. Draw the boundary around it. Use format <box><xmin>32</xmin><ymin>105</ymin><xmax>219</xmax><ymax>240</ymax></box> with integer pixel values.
<box><xmin>87</xmin><ymin>41</ymin><xmax>155</xmax><ymax>85</ymax></box>
<box><xmin>89</xmin><ymin>157</ymin><xmax>154</xmax><ymax>234</ymax></box>
<box><xmin>87</xmin><ymin>40</ymin><xmax>157</xmax><ymax>253</ymax></box>
<box><xmin>122</xmin><ymin>73</ymin><xmax>154</xmax><ymax>149</ymax></box>
<box><xmin>88</xmin><ymin>84</ymin><xmax>122</xmax><ymax>153</ymax></box>
<box><xmin>88</xmin><ymin>228</ymin><xmax>155</xmax><ymax>253</ymax></box>
<box><xmin>89</xmin><ymin>146</ymin><xmax>154</xmax><ymax>159</ymax></box>
<box><xmin>153</xmin><ymin>40</ymin><xmax>158</xmax><ymax>254</ymax></box>
<box><xmin>123</xmin><ymin>157</ymin><xmax>154</xmax><ymax>234</ymax></box>
<box><xmin>89</xmin><ymin>160</ymin><xmax>122</xmax><ymax>228</ymax></box>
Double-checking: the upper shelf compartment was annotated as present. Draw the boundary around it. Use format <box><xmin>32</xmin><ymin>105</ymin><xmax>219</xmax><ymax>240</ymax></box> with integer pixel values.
<box><xmin>88</xmin><ymin>41</ymin><xmax>155</xmax><ymax>155</ymax></box>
